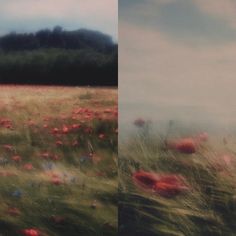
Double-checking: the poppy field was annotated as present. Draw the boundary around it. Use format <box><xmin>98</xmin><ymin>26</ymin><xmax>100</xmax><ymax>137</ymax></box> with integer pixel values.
<box><xmin>0</xmin><ymin>86</ymin><xmax>117</xmax><ymax>236</ymax></box>
<box><xmin>119</xmin><ymin>120</ymin><xmax>236</xmax><ymax>236</ymax></box>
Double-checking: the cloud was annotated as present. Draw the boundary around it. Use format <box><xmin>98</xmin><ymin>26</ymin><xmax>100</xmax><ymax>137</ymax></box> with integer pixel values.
<box><xmin>1</xmin><ymin>0</ymin><xmax>116</xmax><ymax>20</ymax></box>
<box><xmin>119</xmin><ymin>21</ymin><xmax>236</xmax><ymax>124</ymax></box>
<box><xmin>120</xmin><ymin>0</ymin><xmax>236</xmax><ymax>45</ymax></box>
<box><xmin>193</xmin><ymin>0</ymin><xmax>236</xmax><ymax>29</ymax></box>
<box><xmin>0</xmin><ymin>0</ymin><xmax>117</xmax><ymax>39</ymax></box>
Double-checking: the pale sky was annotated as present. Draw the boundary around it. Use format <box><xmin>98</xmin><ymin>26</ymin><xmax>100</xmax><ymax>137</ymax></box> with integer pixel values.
<box><xmin>0</xmin><ymin>0</ymin><xmax>117</xmax><ymax>40</ymax></box>
<box><xmin>119</xmin><ymin>0</ymin><xmax>236</xmax><ymax>129</ymax></box>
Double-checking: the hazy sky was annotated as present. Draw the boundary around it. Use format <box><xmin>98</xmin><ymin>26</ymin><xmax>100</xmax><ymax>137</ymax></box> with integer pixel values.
<box><xmin>119</xmin><ymin>0</ymin><xmax>236</xmax><ymax>128</ymax></box>
<box><xmin>0</xmin><ymin>0</ymin><xmax>117</xmax><ymax>40</ymax></box>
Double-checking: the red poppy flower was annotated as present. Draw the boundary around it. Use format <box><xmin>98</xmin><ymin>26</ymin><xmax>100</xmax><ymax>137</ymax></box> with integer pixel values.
<box><xmin>133</xmin><ymin>171</ymin><xmax>188</xmax><ymax>198</ymax></box>
<box><xmin>20</xmin><ymin>228</ymin><xmax>40</xmax><ymax>236</ymax></box>
<box><xmin>3</xmin><ymin>144</ymin><xmax>13</xmax><ymax>151</ymax></box>
<box><xmin>62</xmin><ymin>125</ymin><xmax>69</xmax><ymax>134</ymax></box>
<box><xmin>12</xmin><ymin>155</ymin><xmax>22</xmax><ymax>162</ymax></box>
<box><xmin>51</xmin><ymin>177</ymin><xmax>63</xmax><ymax>185</ymax></box>
<box><xmin>23</xmin><ymin>163</ymin><xmax>33</xmax><ymax>170</ymax></box>
<box><xmin>55</xmin><ymin>140</ymin><xmax>63</xmax><ymax>146</ymax></box>
<box><xmin>0</xmin><ymin>118</ymin><xmax>13</xmax><ymax>129</ymax></box>
<box><xmin>132</xmin><ymin>171</ymin><xmax>159</xmax><ymax>190</ymax></box>
<box><xmin>154</xmin><ymin>175</ymin><xmax>188</xmax><ymax>198</ymax></box>
<box><xmin>43</xmin><ymin>124</ymin><xmax>48</xmax><ymax>129</ymax></box>
<box><xmin>41</xmin><ymin>152</ymin><xmax>50</xmax><ymax>159</ymax></box>
<box><xmin>175</xmin><ymin>138</ymin><xmax>197</xmax><ymax>154</ymax></box>
<box><xmin>71</xmin><ymin>124</ymin><xmax>81</xmax><ymax>130</ymax></box>
<box><xmin>51</xmin><ymin>128</ymin><xmax>59</xmax><ymax>134</ymax></box>
<box><xmin>7</xmin><ymin>207</ymin><xmax>21</xmax><ymax>216</ymax></box>
<box><xmin>133</xmin><ymin>118</ymin><xmax>145</xmax><ymax>127</ymax></box>
<box><xmin>99</xmin><ymin>133</ymin><xmax>105</xmax><ymax>139</ymax></box>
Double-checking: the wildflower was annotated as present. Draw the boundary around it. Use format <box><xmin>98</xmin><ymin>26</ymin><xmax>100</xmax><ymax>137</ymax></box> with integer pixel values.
<box><xmin>133</xmin><ymin>171</ymin><xmax>188</xmax><ymax>198</ymax></box>
<box><xmin>7</xmin><ymin>207</ymin><xmax>21</xmax><ymax>216</ymax></box>
<box><xmin>12</xmin><ymin>189</ymin><xmax>23</xmax><ymax>198</ymax></box>
<box><xmin>175</xmin><ymin>138</ymin><xmax>197</xmax><ymax>154</ymax></box>
<box><xmin>3</xmin><ymin>144</ymin><xmax>13</xmax><ymax>151</ymax></box>
<box><xmin>133</xmin><ymin>171</ymin><xmax>159</xmax><ymax>190</ymax></box>
<box><xmin>167</xmin><ymin>138</ymin><xmax>197</xmax><ymax>154</ymax></box>
<box><xmin>51</xmin><ymin>177</ymin><xmax>63</xmax><ymax>185</ymax></box>
<box><xmin>55</xmin><ymin>140</ymin><xmax>63</xmax><ymax>146</ymax></box>
<box><xmin>0</xmin><ymin>157</ymin><xmax>8</xmax><ymax>165</ymax></box>
<box><xmin>20</xmin><ymin>228</ymin><xmax>40</xmax><ymax>236</ymax></box>
<box><xmin>41</xmin><ymin>162</ymin><xmax>55</xmax><ymax>171</ymax></box>
<box><xmin>51</xmin><ymin>128</ymin><xmax>59</xmax><ymax>134</ymax></box>
<box><xmin>154</xmin><ymin>175</ymin><xmax>188</xmax><ymax>198</ymax></box>
<box><xmin>133</xmin><ymin>118</ymin><xmax>145</xmax><ymax>127</ymax></box>
<box><xmin>62</xmin><ymin>125</ymin><xmax>69</xmax><ymax>134</ymax></box>
<box><xmin>99</xmin><ymin>133</ymin><xmax>105</xmax><ymax>139</ymax></box>
<box><xmin>12</xmin><ymin>155</ymin><xmax>22</xmax><ymax>162</ymax></box>
<box><xmin>23</xmin><ymin>163</ymin><xmax>33</xmax><ymax>170</ymax></box>
<box><xmin>41</xmin><ymin>152</ymin><xmax>50</xmax><ymax>159</ymax></box>
<box><xmin>71</xmin><ymin>124</ymin><xmax>81</xmax><ymax>130</ymax></box>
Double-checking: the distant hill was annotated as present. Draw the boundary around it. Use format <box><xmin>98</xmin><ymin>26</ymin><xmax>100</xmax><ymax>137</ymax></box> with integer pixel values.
<box><xmin>0</xmin><ymin>27</ymin><xmax>117</xmax><ymax>86</ymax></box>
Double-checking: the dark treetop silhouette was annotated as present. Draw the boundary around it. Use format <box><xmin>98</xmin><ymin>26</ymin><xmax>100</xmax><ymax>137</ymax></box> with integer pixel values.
<box><xmin>0</xmin><ymin>26</ymin><xmax>118</xmax><ymax>86</ymax></box>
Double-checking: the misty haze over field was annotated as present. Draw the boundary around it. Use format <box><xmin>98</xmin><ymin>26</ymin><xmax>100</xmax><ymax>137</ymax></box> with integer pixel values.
<box><xmin>119</xmin><ymin>0</ymin><xmax>236</xmax><ymax>134</ymax></box>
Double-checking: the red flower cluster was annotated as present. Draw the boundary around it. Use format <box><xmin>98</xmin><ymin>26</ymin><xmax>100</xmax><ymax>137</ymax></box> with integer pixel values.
<box><xmin>20</xmin><ymin>228</ymin><xmax>40</xmax><ymax>236</ymax></box>
<box><xmin>133</xmin><ymin>171</ymin><xmax>188</xmax><ymax>198</ymax></box>
<box><xmin>40</xmin><ymin>152</ymin><xmax>60</xmax><ymax>161</ymax></box>
<box><xmin>0</xmin><ymin>118</ymin><xmax>13</xmax><ymax>129</ymax></box>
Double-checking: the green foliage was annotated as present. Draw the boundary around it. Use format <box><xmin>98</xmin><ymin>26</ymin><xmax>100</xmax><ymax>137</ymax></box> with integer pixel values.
<box><xmin>0</xmin><ymin>27</ymin><xmax>118</xmax><ymax>86</ymax></box>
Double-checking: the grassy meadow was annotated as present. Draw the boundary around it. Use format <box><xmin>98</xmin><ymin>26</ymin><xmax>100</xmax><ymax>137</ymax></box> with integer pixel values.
<box><xmin>0</xmin><ymin>86</ymin><xmax>117</xmax><ymax>236</ymax></box>
<box><xmin>119</xmin><ymin>120</ymin><xmax>236</xmax><ymax>236</ymax></box>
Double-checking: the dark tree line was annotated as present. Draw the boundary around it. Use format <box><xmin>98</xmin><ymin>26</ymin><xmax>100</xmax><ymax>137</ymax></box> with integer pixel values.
<box><xmin>0</xmin><ymin>26</ymin><xmax>116</xmax><ymax>53</ymax></box>
<box><xmin>0</xmin><ymin>27</ymin><xmax>117</xmax><ymax>86</ymax></box>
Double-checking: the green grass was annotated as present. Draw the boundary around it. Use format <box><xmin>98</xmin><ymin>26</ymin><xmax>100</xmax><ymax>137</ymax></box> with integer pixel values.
<box><xmin>119</xmin><ymin>122</ymin><xmax>236</xmax><ymax>236</ymax></box>
<box><xmin>0</xmin><ymin>86</ymin><xmax>117</xmax><ymax>236</ymax></box>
